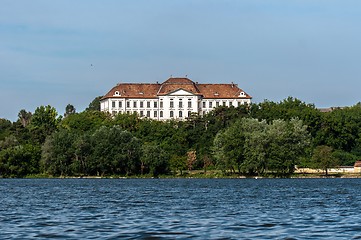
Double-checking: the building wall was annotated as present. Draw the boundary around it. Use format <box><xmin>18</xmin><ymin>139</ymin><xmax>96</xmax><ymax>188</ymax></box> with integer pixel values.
<box><xmin>100</xmin><ymin>80</ymin><xmax>252</xmax><ymax>120</ymax></box>
<box><xmin>101</xmin><ymin>96</ymin><xmax>251</xmax><ymax>120</ymax></box>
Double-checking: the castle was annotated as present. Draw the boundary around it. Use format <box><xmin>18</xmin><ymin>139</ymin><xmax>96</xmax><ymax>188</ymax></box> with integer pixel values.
<box><xmin>100</xmin><ymin>77</ymin><xmax>251</xmax><ymax>120</ymax></box>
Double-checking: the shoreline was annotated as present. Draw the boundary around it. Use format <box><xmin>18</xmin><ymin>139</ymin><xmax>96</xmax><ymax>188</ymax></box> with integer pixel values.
<box><xmin>6</xmin><ymin>172</ymin><xmax>359</xmax><ymax>179</ymax></box>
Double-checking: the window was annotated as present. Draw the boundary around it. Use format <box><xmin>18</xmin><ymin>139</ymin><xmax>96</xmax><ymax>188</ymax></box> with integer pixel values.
<box><xmin>209</xmin><ymin>102</ymin><xmax>213</xmax><ymax>108</ymax></box>
<box><xmin>154</xmin><ymin>111</ymin><xmax>157</xmax><ymax>117</ymax></box>
<box><xmin>119</xmin><ymin>101</ymin><xmax>122</xmax><ymax>108</ymax></box>
<box><xmin>223</xmin><ymin>101</ymin><xmax>226</xmax><ymax>106</ymax></box>
<box><xmin>126</xmin><ymin>111</ymin><xmax>130</xmax><ymax>114</ymax></box>
<box><xmin>170</xmin><ymin>100</ymin><xmax>174</xmax><ymax>108</ymax></box>
<box><xmin>179</xmin><ymin>111</ymin><xmax>183</xmax><ymax>118</ymax></box>
<box><xmin>188</xmin><ymin>111</ymin><xmax>191</xmax><ymax>117</ymax></box>
<box><xmin>140</xmin><ymin>101</ymin><xmax>144</xmax><ymax>108</ymax></box>
<box><xmin>112</xmin><ymin>101</ymin><xmax>116</xmax><ymax>108</ymax></box>
<box><xmin>112</xmin><ymin>111</ymin><xmax>116</xmax><ymax>115</ymax></box>
<box><xmin>126</xmin><ymin>101</ymin><xmax>130</xmax><ymax>108</ymax></box>
<box><xmin>140</xmin><ymin>111</ymin><xmax>144</xmax><ymax>117</ymax></box>
<box><xmin>147</xmin><ymin>101</ymin><xmax>150</xmax><ymax>108</ymax></box>
<box><xmin>202</xmin><ymin>102</ymin><xmax>206</xmax><ymax>108</ymax></box>
<box><xmin>147</xmin><ymin>111</ymin><xmax>150</xmax><ymax>117</ymax></box>
<box><xmin>216</xmin><ymin>102</ymin><xmax>219</xmax><ymax>107</ymax></box>
<box><xmin>238</xmin><ymin>102</ymin><xmax>241</xmax><ymax>107</ymax></box>
<box><xmin>170</xmin><ymin>111</ymin><xmax>174</xmax><ymax>118</ymax></box>
<box><xmin>133</xmin><ymin>101</ymin><xmax>137</xmax><ymax>108</ymax></box>
<box><xmin>133</xmin><ymin>111</ymin><xmax>137</xmax><ymax>114</ymax></box>
<box><xmin>188</xmin><ymin>100</ymin><xmax>192</xmax><ymax>108</ymax></box>
<box><xmin>160</xmin><ymin>111</ymin><xmax>163</xmax><ymax>118</ymax></box>
<box><xmin>154</xmin><ymin>101</ymin><xmax>157</xmax><ymax>108</ymax></box>
<box><xmin>160</xmin><ymin>100</ymin><xmax>163</xmax><ymax>108</ymax></box>
<box><xmin>179</xmin><ymin>99</ymin><xmax>183</xmax><ymax>108</ymax></box>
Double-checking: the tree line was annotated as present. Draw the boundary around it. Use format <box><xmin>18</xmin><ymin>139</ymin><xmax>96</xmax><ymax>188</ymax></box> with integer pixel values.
<box><xmin>1</xmin><ymin>97</ymin><xmax>361</xmax><ymax>178</ymax></box>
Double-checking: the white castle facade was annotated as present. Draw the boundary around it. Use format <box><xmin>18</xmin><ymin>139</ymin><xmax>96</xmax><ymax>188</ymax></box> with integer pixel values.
<box><xmin>100</xmin><ymin>77</ymin><xmax>252</xmax><ymax>120</ymax></box>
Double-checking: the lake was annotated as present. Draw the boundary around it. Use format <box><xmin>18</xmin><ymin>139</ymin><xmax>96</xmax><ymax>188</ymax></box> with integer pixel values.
<box><xmin>1</xmin><ymin>178</ymin><xmax>361</xmax><ymax>239</ymax></box>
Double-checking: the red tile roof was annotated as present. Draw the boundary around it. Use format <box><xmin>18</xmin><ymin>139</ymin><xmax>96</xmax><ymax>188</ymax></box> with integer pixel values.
<box><xmin>101</xmin><ymin>77</ymin><xmax>252</xmax><ymax>100</ymax></box>
<box><xmin>197</xmin><ymin>84</ymin><xmax>250</xmax><ymax>99</ymax></box>
<box><xmin>103</xmin><ymin>83</ymin><xmax>160</xmax><ymax>99</ymax></box>
<box><xmin>157</xmin><ymin>78</ymin><xmax>201</xmax><ymax>95</ymax></box>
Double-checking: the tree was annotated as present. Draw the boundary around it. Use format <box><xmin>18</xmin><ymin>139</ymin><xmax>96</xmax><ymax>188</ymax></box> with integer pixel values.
<box><xmin>41</xmin><ymin>129</ymin><xmax>77</xmax><ymax>176</ymax></box>
<box><xmin>0</xmin><ymin>118</ymin><xmax>12</xmax><ymax>140</ymax></box>
<box><xmin>60</xmin><ymin>111</ymin><xmax>110</xmax><ymax>132</ymax></box>
<box><xmin>0</xmin><ymin>135</ymin><xmax>18</xmax><ymax>150</ymax></box>
<box><xmin>29</xmin><ymin>105</ymin><xmax>59</xmax><ymax>144</ymax></box>
<box><xmin>170</xmin><ymin>155</ymin><xmax>187</xmax><ymax>175</ymax></box>
<box><xmin>250</xmin><ymin>97</ymin><xmax>322</xmax><ymax>138</ymax></box>
<box><xmin>202</xmin><ymin>155</ymin><xmax>212</xmax><ymax>173</ymax></box>
<box><xmin>64</xmin><ymin>104</ymin><xmax>76</xmax><ymax>117</ymax></box>
<box><xmin>187</xmin><ymin>150</ymin><xmax>197</xmax><ymax>171</ymax></box>
<box><xmin>90</xmin><ymin>126</ymin><xmax>141</xmax><ymax>176</ymax></box>
<box><xmin>0</xmin><ymin>144</ymin><xmax>41</xmax><ymax>177</ymax></box>
<box><xmin>311</xmin><ymin>145</ymin><xmax>339</xmax><ymax>176</ymax></box>
<box><xmin>213</xmin><ymin>118</ymin><xmax>311</xmax><ymax>176</ymax></box>
<box><xmin>265</xmin><ymin>119</ymin><xmax>311</xmax><ymax>176</ymax></box>
<box><xmin>140</xmin><ymin>144</ymin><xmax>169</xmax><ymax>177</ymax></box>
<box><xmin>315</xmin><ymin>104</ymin><xmax>361</xmax><ymax>152</ymax></box>
<box><xmin>213</xmin><ymin>118</ymin><xmax>261</xmax><ymax>174</ymax></box>
<box><xmin>86</xmin><ymin>96</ymin><xmax>103</xmax><ymax>111</ymax></box>
<box><xmin>17</xmin><ymin>109</ymin><xmax>32</xmax><ymax>127</ymax></box>
<box><xmin>241</xmin><ymin>119</ymin><xmax>269</xmax><ymax>175</ymax></box>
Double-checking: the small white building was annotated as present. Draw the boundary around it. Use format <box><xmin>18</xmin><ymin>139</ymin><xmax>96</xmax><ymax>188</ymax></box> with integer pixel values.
<box><xmin>100</xmin><ymin>77</ymin><xmax>252</xmax><ymax>120</ymax></box>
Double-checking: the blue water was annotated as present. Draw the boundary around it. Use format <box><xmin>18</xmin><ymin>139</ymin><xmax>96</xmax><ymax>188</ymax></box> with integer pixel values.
<box><xmin>1</xmin><ymin>178</ymin><xmax>361</xmax><ymax>239</ymax></box>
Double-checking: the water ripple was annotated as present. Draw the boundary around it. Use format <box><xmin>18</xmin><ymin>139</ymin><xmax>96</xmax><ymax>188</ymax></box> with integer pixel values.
<box><xmin>1</xmin><ymin>178</ymin><xmax>361</xmax><ymax>239</ymax></box>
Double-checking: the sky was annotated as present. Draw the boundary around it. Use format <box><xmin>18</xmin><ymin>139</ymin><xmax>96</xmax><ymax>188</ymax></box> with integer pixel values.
<box><xmin>1</xmin><ymin>0</ymin><xmax>361</xmax><ymax>121</ymax></box>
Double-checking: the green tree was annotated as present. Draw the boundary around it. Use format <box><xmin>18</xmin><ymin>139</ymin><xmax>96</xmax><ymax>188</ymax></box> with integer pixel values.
<box><xmin>170</xmin><ymin>155</ymin><xmax>187</xmax><ymax>175</ymax></box>
<box><xmin>213</xmin><ymin>118</ymin><xmax>311</xmax><ymax>176</ymax></box>
<box><xmin>315</xmin><ymin>104</ymin><xmax>361</xmax><ymax>152</ymax></box>
<box><xmin>90</xmin><ymin>126</ymin><xmax>141</xmax><ymax>176</ymax></box>
<box><xmin>41</xmin><ymin>129</ymin><xmax>77</xmax><ymax>176</ymax></box>
<box><xmin>86</xmin><ymin>96</ymin><xmax>102</xmax><ymax>111</ymax></box>
<box><xmin>29</xmin><ymin>105</ymin><xmax>59</xmax><ymax>144</ymax></box>
<box><xmin>241</xmin><ymin>119</ymin><xmax>269</xmax><ymax>175</ymax></box>
<box><xmin>140</xmin><ymin>144</ymin><xmax>169</xmax><ymax>177</ymax></box>
<box><xmin>0</xmin><ymin>118</ymin><xmax>12</xmax><ymax>140</ymax></box>
<box><xmin>60</xmin><ymin>111</ymin><xmax>110</xmax><ymax>132</ymax></box>
<box><xmin>250</xmin><ymin>97</ymin><xmax>322</xmax><ymax>138</ymax></box>
<box><xmin>18</xmin><ymin>109</ymin><xmax>32</xmax><ymax>128</ymax></box>
<box><xmin>265</xmin><ymin>119</ymin><xmax>311</xmax><ymax>176</ymax></box>
<box><xmin>64</xmin><ymin>104</ymin><xmax>76</xmax><ymax>117</ymax></box>
<box><xmin>0</xmin><ymin>144</ymin><xmax>41</xmax><ymax>177</ymax></box>
<box><xmin>213</xmin><ymin>118</ymin><xmax>263</xmax><ymax>174</ymax></box>
<box><xmin>0</xmin><ymin>135</ymin><xmax>18</xmax><ymax>150</ymax></box>
<box><xmin>311</xmin><ymin>145</ymin><xmax>339</xmax><ymax>176</ymax></box>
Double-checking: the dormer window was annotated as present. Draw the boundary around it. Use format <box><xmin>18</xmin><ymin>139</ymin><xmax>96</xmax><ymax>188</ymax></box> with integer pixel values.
<box><xmin>214</xmin><ymin>92</ymin><xmax>219</xmax><ymax>96</ymax></box>
<box><xmin>239</xmin><ymin>92</ymin><xmax>245</xmax><ymax>96</ymax></box>
<box><xmin>139</xmin><ymin>92</ymin><xmax>144</xmax><ymax>95</ymax></box>
<box><xmin>114</xmin><ymin>91</ymin><xmax>120</xmax><ymax>96</ymax></box>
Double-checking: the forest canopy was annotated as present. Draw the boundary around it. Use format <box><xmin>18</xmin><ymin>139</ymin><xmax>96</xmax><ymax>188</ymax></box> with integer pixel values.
<box><xmin>1</xmin><ymin>98</ymin><xmax>361</xmax><ymax>178</ymax></box>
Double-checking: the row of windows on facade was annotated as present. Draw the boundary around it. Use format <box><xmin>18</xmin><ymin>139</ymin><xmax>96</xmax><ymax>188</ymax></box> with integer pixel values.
<box><xmin>111</xmin><ymin>100</ymin><xmax>193</xmax><ymax>109</ymax></box>
<box><xmin>202</xmin><ymin>101</ymin><xmax>245</xmax><ymax>108</ymax></box>
<box><xmin>111</xmin><ymin>100</ymin><xmax>245</xmax><ymax>109</ymax></box>
<box><xmin>111</xmin><ymin>110</ymin><xmax>194</xmax><ymax>118</ymax></box>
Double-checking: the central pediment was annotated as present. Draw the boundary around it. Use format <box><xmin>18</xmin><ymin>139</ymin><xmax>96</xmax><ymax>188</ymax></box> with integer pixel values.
<box><xmin>165</xmin><ymin>88</ymin><xmax>197</xmax><ymax>96</ymax></box>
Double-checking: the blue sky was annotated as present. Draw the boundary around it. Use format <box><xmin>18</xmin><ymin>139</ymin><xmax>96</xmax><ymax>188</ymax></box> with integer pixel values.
<box><xmin>1</xmin><ymin>0</ymin><xmax>361</xmax><ymax>121</ymax></box>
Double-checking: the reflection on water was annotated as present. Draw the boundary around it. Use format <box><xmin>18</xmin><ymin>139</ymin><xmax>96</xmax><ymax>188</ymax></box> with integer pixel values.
<box><xmin>1</xmin><ymin>178</ymin><xmax>361</xmax><ymax>239</ymax></box>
